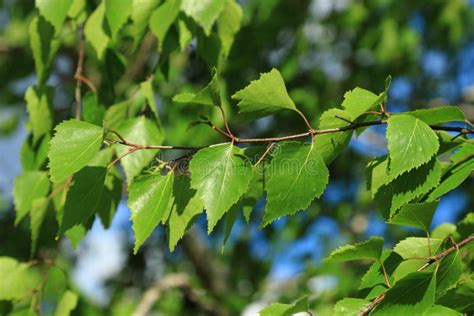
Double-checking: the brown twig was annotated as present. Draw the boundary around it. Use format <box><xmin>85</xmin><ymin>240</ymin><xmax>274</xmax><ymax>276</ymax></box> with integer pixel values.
<box><xmin>74</xmin><ymin>25</ymin><xmax>85</xmax><ymax>119</ymax></box>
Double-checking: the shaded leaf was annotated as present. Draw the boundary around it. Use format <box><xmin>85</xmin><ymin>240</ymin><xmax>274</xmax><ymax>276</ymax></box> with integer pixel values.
<box><xmin>407</xmin><ymin>106</ymin><xmax>468</xmax><ymax>125</ymax></box>
<box><xmin>334</xmin><ymin>298</ymin><xmax>370</xmax><ymax>316</ymax></box>
<box><xmin>25</xmin><ymin>86</ymin><xmax>54</xmax><ymax>145</ymax></box>
<box><xmin>131</xmin><ymin>0</ymin><xmax>160</xmax><ymax>48</ymax></box>
<box><xmin>173</xmin><ymin>70</ymin><xmax>220</xmax><ymax>107</ymax></box>
<box><xmin>217</xmin><ymin>0</ymin><xmax>242</xmax><ymax>57</ymax></box>
<box><xmin>105</xmin><ymin>0</ymin><xmax>132</xmax><ymax>38</ymax></box>
<box><xmin>60</xmin><ymin>167</ymin><xmax>107</xmax><ymax>233</ymax></box>
<box><xmin>30</xmin><ymin>197</ymin><xmax>50</xmax><ymax>257</ymax></box>
<box><xmin>372</xmin><ymin>271</ymin><xmax>436</xmax><ymax>315</ymax></box>
<box><xmin>36</xmin><ymin>0</ymin><xmax>72</xmax><ymax>33</ymax></box>
<box><xmin>166</xmin><ymin>176</ymin><xmax>204</xmax><ymax>251</ymax></box>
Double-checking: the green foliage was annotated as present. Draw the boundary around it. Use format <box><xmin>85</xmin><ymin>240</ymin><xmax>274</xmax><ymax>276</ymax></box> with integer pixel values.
<box><xmin>5</xmin><ymin>0</ymin><xmax>474</xmax><ymax>314</ymax></box>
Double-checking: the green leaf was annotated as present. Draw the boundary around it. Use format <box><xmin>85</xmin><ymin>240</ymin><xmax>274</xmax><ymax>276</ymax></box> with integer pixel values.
<box><xmin>189</xmin><ymin>144</ymin><xmax>253</xmax><ymax>233</ymax></box>
<box><xmin>25</xmin><ymin>86</ymin><xmax>54</xmax><ymax>145</ymax></box>
<box><xmin>217</xmin><ymin>0</ymin><xmax>242</xmax><ymax>57</ymax></box>
<box><xmin>373</xmin><ymin>158</ymin><xmax>442</xmax><ymax>219</ymax></box>
<box><xmin>173</xmin><ymin>70</ymin><xmax>220</xmax><ymax>107</ymax></box>
<box><xmin>105</xmin><ymin>0</ymin><xmax>132</xmax><ymax>38</ymax></box>
<box><xmin>13</xmin><ymin>171</ymin><xmax>50</xmax><ymax>225</ymax></box>
<box><xmin>150</xmin><ymin>0</ymin><xmax>182</xmax><ymax>50</ymax></box>
<box><xmin>0</xmin><ymin>257</ymin><xmax>40</xmax><ymax>300</ymax></box>
<box><xmin>178</xmin><ymin>18</ymin><xmax>193</xmax><ymax>50</ymax></box>
<box><xmin>333</xmin><ymin>298</ymin><xmax>370</xmax><ymax>316</ymax></box>
<box><xmin>60</xmin><ymin>167</ymin><xmax>107</xmax><ymax>234</ymax></box>
<box><xmin>324</xmin><ymin>236</ymin><xmax>384</xmax><ymax>263</ymax></box>
<box><xmin>259</xmin><ymin>297</ymin><xmax>308</xmax><ymax>316</ymax></box>
<box><xmin>82</xmin><ymin>92</ymin><xmax>106</xmax><ymax>126</ymax></box>
<box><xmin>84</xmin><ymin>3</ymin><xmax>110</xmax><ymax>60</ymax></box>
<box><xmin>423</xmin><ymin>305</ymin><xmax>462</xmax><ymax>316</ymax></box>
<box><xmin>313</xmin><ymin>108</ymin><xmax>353</xmax><ymax>164</ymax></box>
<box><xmin>438</xmin><ymin>277</ymin><xmax>474</xmax><ymax>312</ymax></box>
<box><xmin>341</xmin><ymin>87</ymin><xmax>380</xmax><ymax>119</ymax></box>
<box><xmin>129</xmin><ymin>172</ymin><xmax>174</xmax><ymax>253</ymax></box>
<box><xmin>388</xmin><ymin>201</ymin><xmax>439</xmax><ymax>231</ymax></box>
<box><xmin>393</xmin><ymin>237</ymin><xmax>443</xmax><ymax>259</ymax></box>
<box><xmin>36</xmin><ymin>0</ymin><xmax>72</xmax><ymax>34</ymax></box>
<box><xmin>114</xmin><ymin>116</ymin><xmax>164</xmax><ymax>183</ymax></box>
<box><xmin>30</xmin><ymin>197</ymin><xmax>49</xmax><ymax>256</ymax></box>
<box><xmin>29</xmin><ymin>16</ymin><xmax>60</xmax><ymax>85</ymax></box>
<box><xmin>68</xmin><ymin>0</ymin><xmax>86</xmax><ymax>20</ymax></box>
<box><xmin>386</xmin><ymin>114</ymin><xmax>439</xmax><ymax>178</ymax></box>
<box><xmin>457</xmin><ymin>212</ymin><xmax>474</xmax><ymax>239</ymax></box>
<box><xmin>264</xmin><ymin>141</ymin><xmax>328</xmax><ymax>225</ymax></box>
<box><xmin>181</xmin><ymin>0</ymin><xmax>225</xmax><ymax>35</ymax></box>
<box><xmin>372</xmin><ymin>271</ymin><xmax>436</xmax><ymax>315</ymax></box>
<box><xmin>48</xmin><ymin>119</ymin><xmax>104</xmax><ymax>183</ymax></box>
<box><xmin>428</xmin><ymin>149</ymin><xmax>474</xmax><ymax>201</ymax></box>
<box><xmin>166</xmin><ymin>176</ymin><xmax>204</xmax><ymax>251</ymax></box>
<box><xmin>140</xmin><ymin>79</ymin><xmax>161</xmax><ymax>121</ymax></box>
<box><xmin>55</xmin><ymin>290</ymin><xmax>78</xmax><ymax>316</ymax></box>
<box><xmin>131</xmin><ymin>0</ymin><xmax>160</xmax><ymax>48</ymax></box>
<box><xmin>406</xmin><ymin>106</ymin><xmax>468</xmax><ymax>125</ymax></box>
<box><xmin>65</xmin><ymin>225</ymin><xmax>86</xmax><ymax>249</ymax></box>
<box><xmin>232</xmin><ymin>68</ymin><xmax>297</xmax><ymax>119</ymax></box>
<box><xmin>21</xmin><ymin>134</ymin><xmax>50</xmax><ymax>171</ymax></box>
<box><xmin>359</xmin><ymin>251</ymin><xmax>403</xmax><ymax>300</ymax></box>
<box><xmin>104</xmin><ymin>101</ymin><xmax>129</xmax><ymax>128</ymax></box>
<box><xmin>436</xmin><ymin>250</ymin><xmax>463</xmax><ymax>295</ymax></box>
<box><xmin>241</xmin><ymin>164</ymin><xmax>264</xmax><ymax>222</ymax></box>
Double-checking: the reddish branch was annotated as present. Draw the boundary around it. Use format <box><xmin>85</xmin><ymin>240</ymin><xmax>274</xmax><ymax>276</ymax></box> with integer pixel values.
<box><xmin>360</xmin><ymin>234</ymin><xmax>474</xmax><ymax>315</ymax></box>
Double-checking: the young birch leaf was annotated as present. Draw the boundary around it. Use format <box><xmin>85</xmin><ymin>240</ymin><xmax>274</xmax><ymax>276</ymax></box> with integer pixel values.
<box><xmin>178</xmin><ymin>18</ymin><xmax>193</xmax><ymax>51</ymax></box>
<box><xmin>167</xmin><ymin>176</ymin><xmax>204</xmax><ymax>251</ymax></box>
<box><xmin>217</xmin><ymin>0</ymin><xmax>242</xmax><ymax>57</ymax></box>
<box><xmin>84</xmin><ymin>3</ymin><xmax>110</xmax><ymax>60</ymax></box>
<box><xmin>263</xmin><ymin>142</ymin><xmax>328</xmax><ymax>226</ymax></box>
<box><xmin>386</xmin><ymin>114</ymin><xmax>439</xmax><ymax>178</ymax></box>
<box><xmin>334</xmin><ymin>298</ymin><xmax>371</xmax><ymax>316</ymax></box>
<box><xmin>114</xmin><ymin>116</ymin><xmax>164</xmax><ymax>183</ymax></box>
<box><xmin>181</xmin><ymin>0</ymin><xmax>225</xmax><ymax>36</ymax></box>
<box><xmin>0</xmin><ymin>257</ymin><xmax>40</xmax><ymax>300</ymax></box>
<box><xmin>173</xmin><ymin>71</ymin><xmax>220</xmax><ymax>107</ymax></box>
<box><xmin>21</xmin><ymin>134</ymin><xmax>50</xmax><ymax>171</ymax></box>
<box><xmin>388</xmin><ymin>201</ymin><xmax>439</xmax><ymax>232</ymax></box>
<box><xmin>393</xmin><ymin>237</ymin><xmax>443</xmax><ymax>259</ymax></box>
<box><xmin>189</xmin><ymin>144</ymin><xmax>253</xmax><ymax>233</ymax></box>
<box><xmin>140</xmin><ymin>79</ymin><xmax>162</xmax><ymax>121</ymax></box>
<box><xmin>82</xmin><ymin>92</ymin><xmax>106</xmax><ymax>126</ymax></box>
<box><xmin>129</xmin><ymin>172</ymin><xmax>174</xmax><ymax>253</ymax></box>
<box><xmin>341</xmin><ymin>87</ymin><xmax>380</xmax><ymax>120</ymax></box>
<box><xmin>150</xmin><ymin>0</ymin><xmax>182</xmax><ymax>50</ymax></box>
<box><xmin>30</xmin><ymin>197</ymin><xmax>49</xmax><ymax>257</ymax></box>
<box><xmin>60</xmin><ymin>167</ymin><xmax>107</xmax><ymax>234</ymax></box>
<box><xmin>259</xmin><ymin>297</ymin><xmax>308</xmax><ymax>316</ymax></box>
<box><xmin>48</xmin><ymin>119</ymin><xmax>104</xmax><ymax>183</ymax></box>
<box><xmin>36</xmin><ymin>0</ymin><xmax>72</xmax><ymax>34</ymax></box>
<box><xmin>105</xmin><ymin>0</ymin><xmax>132</xmax><ymax>39</ymax></box>
<box><xmin>29</xmin><ymin>16</ymin><xmax>60</xmax><ymax>85</ymax></box>
<box><xmin>232</xmin><ymin>68</ymin><xmax>297</xmax><ymax>119</ymax></box>
<box><xmin>314</xmin><ymin>108</ymin><xmax>353</xmax><ymax>164</ymax></box>
<box><xmin>25</xmin><ymin>86</ymin><xmax>54</xmax><ymax>145</ymax></box>
<box><xmin>131</xmin><ymin>0</ymin><xmax>160</xmax><ymax>48</ymax></box>
<box><xmin>324</xmin><ymin>236</ymin><xmax>384</xmax><ymax>263</ymax></box>
<box><xmin>372</xmin><ymin>271</ymin><xmax>436</xmax><ymax>315</ymax></box>
<box><xmin>424</xmin><ymin>305</ymin><xmax>462</xmax><ymax>316</ymax></box>
<box><xmin>406</xmin><ymin>106</ymin><xmax>469</xmax><ymax>125</ymax></box>
<box><xmin>55</xmin><ymin>290</ymin><xmax>78</xmax><ymax>316</ymax></box>
<box><xmin>13</xmin><ymin>171</ymin><xmax>50</xmax><ymax>225</ymax></box>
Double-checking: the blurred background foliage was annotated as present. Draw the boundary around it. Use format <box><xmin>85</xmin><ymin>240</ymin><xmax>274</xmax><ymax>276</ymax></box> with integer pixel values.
<box><xmin>1</xmin><ymin>0</ymin><xmax>474</xmax><ymax>315</ymax></box>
